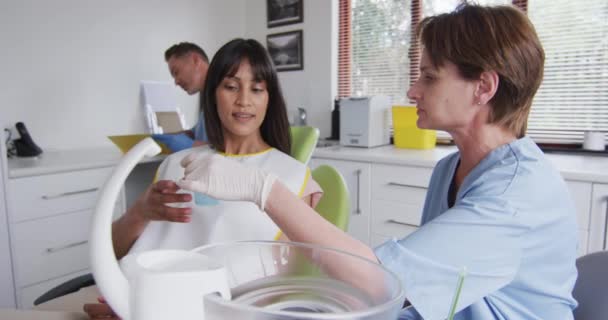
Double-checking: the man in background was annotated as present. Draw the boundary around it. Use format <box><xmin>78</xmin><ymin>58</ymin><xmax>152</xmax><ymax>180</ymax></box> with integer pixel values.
<box><xmin>152</xmin><ymin>42</ymin><xmax>210</xmax><ymax>152</ymax></box>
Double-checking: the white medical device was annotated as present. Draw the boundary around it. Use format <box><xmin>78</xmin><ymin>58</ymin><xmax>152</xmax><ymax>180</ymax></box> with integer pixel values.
<box><xmin>339</xmin><ymin>96</ymin><xmax>391</xmax><ymax>147</ymax></box>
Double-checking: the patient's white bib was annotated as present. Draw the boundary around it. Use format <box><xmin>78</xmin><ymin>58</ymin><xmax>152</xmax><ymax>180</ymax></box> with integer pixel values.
<box><xmin>129</xmin><ymin>146</ymin><xmax>309</xmax><ymax>254</ymax></box>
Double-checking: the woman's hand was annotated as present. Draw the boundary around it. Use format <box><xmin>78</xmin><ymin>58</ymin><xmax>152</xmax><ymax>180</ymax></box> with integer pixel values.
<box><xmin>83</xmin><ymin>296</ymin><xmax>121</xmax><ymax>319</ymax></box>
<box><xmin>132</xmin><ymin>180</ymin><xmax>192</xmax><ymax>223</ymax></box>
<box><xmin>177</xmin><ymin>154</ymin><xmax>277</xmax><ymax>210</ymax></box>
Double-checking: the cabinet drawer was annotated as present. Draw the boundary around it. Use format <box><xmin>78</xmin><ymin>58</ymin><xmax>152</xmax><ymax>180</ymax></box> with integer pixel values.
<box><xmin>18</xmin><ymin>269</ymin><xmax>90</xmax><ymax>309</ymax></box>
<box><xmin>372</xmin><ymin>199</ymin><xmax>422</xmax><ymax>238</ymax></box>
<box><xmin>12</xmin><ymin>210</ymin><xmax>92</xmax><ymax>287</ymax></box>
<box><xmin>578</xmin><ymin>229</ymin><xmax>589</xmax><ymax>257</ymax></box>
<box><xmin>371</xmin><ymin>164</ymin><xmax>432</xmax><ymax>202</ymax></box>
<box><xmin>565</xmin><ymin>180</ymin><xmax>592</xmax><ymax>230</ymax></box>
<box><xmin>8</xmin><ymin>167</ymin><xmax>111</xmax><ymax>222</ymax></box>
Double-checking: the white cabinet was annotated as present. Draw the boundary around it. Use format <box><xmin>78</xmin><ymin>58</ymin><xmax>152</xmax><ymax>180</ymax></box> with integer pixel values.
<box><xmin>5</xmin><ymin>166</ymin><xmax>124</xmax><ymax>309</ymax></box>
<box><xmin>311</xmin><ymin>158</ymin><xmax>371</xmax><ymax>245</ymax></box>
<box><xmin>0</xmin><ymin>143</ymin><xmax>15</xmax><ymax>308</ymax></box>
<box><xmin>589</xmin><ymin>183</ymin><xmax>608</xmax><ymax>253</ymax></box>
<box><xmin>564</xmin><ymin>181</ymin><xmax>608</xmax><ymax>256</ymax></box>
<box><xmin>313</xmin><ymin>146</ymin><xmax>608</xmax><ymax>257</ymax></box>
<box><xmin>0</xmin><ymin>147</ymin><xmax>163</xmax><ymax>309</ymax></box>
<box><xmin>370</xmin><ymin>163</ymin><xmax>432</xmax><ymax>242</ymax></box>
<box><xmin>310</xmin><ymin>159</ymin><xmax>431</xmax><ymax>247</ymax></box>
<box><xmin>7</xmin><ymin>168</ymin><xmax>110</xmax><ymax>223</ymax></box>
<box><xmin>564</xmin><ymin>180</ymin><xmax>592</xmax><ymax>256</ymax></box>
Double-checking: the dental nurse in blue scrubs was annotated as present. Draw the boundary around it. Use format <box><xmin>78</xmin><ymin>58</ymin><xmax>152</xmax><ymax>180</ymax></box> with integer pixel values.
<box><xmin>178</xmin><ymin>4</ymin><xmax>578</xmax><ymax>319</ymax></box>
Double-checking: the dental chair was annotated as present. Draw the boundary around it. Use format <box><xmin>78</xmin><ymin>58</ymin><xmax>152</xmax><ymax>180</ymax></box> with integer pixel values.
<box><xmin>288</xmin><ymin>164</ymin><xmax>351</xmax><ymax>277</ymax></box>
<box><xmin>572</xmin><ymin>250</ymin><xmax>608</xmax><ymax>320</ymax></box>
<box><xmin>311</xmin><ymin>164</ymin><xmax>350</xmax><ymax>231</ymax></box>
<box><xmin>289</xmin><ymin>126</ymin><xmax>320</xmax><ymax>165</ymax></box>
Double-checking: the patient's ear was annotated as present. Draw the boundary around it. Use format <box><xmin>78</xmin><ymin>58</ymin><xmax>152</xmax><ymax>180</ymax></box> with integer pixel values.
<box><xmin>475</xmin><ymin>70</ymin><xmax>499</xmax><ymax>105</ymax></box>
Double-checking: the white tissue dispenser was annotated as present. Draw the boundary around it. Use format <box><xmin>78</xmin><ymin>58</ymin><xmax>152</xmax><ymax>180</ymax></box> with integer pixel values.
<box><xmin>339</xmin><ymin>96</ymin><xmax>391</xmax><ymax>147</ymax></box>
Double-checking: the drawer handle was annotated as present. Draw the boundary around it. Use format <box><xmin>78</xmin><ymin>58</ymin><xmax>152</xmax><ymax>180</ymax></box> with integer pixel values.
<box><xmin>387</xmin><ymin>182</ymin><xmax>427</xmax><ymax>190</ymax></box>
<box><xmin>46</xmin><ymin>240</ymin><xmax>88</xmax><ymax>253</ymax></box>
<box><xmin>386</xmin><ymin>219</ymin><xmax>418</xmax><ymax>228</ymax></box>
<box><xmin>42</xmin><ymin>187</ymin><xmax>99</xmax><ymax>200</ymax></box>
<box><xmin>355</xmin><ymin>169</ymin><xmax>362</xmax><ymax>215</ymax></box>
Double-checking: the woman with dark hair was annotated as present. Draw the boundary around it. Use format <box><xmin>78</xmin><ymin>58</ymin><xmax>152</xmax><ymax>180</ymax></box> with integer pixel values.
<box><xmin>202</xmin><ymin>38</ymin><xmax>291</xmax><ymax>155</ymax></box>
<box><xmin>84</xmin><ymin>38</ymin><xmax>322</xmax><ymax>319</ymax></box>
<box><xmin>126</xmin><ymin>38</ymin><xmax>321</xmax><ymax>253</ymax></box>
<box><xmin>178</xmin><ymin>4</ymin><xmax>577</xmax><ymax>320</ymax></box>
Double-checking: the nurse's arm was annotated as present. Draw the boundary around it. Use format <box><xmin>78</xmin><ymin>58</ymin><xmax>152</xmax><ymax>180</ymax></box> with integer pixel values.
<box><xmin>374</xmin><ymin>202</ymin><xmax>523</xmax><ymax>319</ymax></box>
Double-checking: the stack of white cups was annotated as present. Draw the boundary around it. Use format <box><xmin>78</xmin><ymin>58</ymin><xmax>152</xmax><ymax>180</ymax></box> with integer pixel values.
<box><xmin>582</xmin><ymin>131</ymin><xmax>606</xmax><ymax>151</ymax></box>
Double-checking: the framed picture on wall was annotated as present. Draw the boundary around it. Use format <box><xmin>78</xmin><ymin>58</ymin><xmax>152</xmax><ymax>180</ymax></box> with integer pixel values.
<box><xmin>267</xmin><ymin>0</ymin><xmax>303</xmax><ymax>28</ymax></box>
<box><xmin>267</xmin><ymin>30</ymin><xmax>303</xmax><ymax>72</ymax></box>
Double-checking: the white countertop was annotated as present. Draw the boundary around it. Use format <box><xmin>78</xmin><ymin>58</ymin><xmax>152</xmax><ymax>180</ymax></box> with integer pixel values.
<box><xmin>313</xmin><ymin>145</ymin><xmax>608</xmax><ymax>184</ymax></box>
<box><xmin>7</xmin><ymin>148</ymin><xmax>165</xmax><ymax>179</ymax></box>
<box><xmin>6</xmin><ymin>145</ymin><xmax>607</xmax><ymax>183</ymax></box>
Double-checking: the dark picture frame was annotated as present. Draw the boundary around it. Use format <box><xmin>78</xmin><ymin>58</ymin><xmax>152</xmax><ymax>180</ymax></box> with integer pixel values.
<box><xmin>267</xmin><ymin>0</ymin><xmax>303</xmax><ymax>28</ymax></box>
<box><xmin>267</xmin><ymin>30</ymin><xmax>304</xmax><ymax>72</ymax></box>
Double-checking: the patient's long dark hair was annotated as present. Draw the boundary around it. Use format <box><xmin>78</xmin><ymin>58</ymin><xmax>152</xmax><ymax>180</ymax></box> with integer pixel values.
<box><xmin>202</xmin><ymin>38</ymin><xmax>291</xmax><ymax>154</ymax></box>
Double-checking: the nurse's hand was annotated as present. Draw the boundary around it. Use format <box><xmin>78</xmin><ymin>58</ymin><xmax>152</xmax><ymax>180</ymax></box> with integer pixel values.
<box><xmin>133</xmin><ymin>180</ymin><xmax>192</xmax><ymax>223</ymax></box>
<box><xmin>177</xmin><ymin>153</ymin><xmax>277</xmax><ymax>210</ymax></box>
<box><xmin>83</xmin><ymin>297</ymin><xmax>120</xmax><ymax>319</ymax></box>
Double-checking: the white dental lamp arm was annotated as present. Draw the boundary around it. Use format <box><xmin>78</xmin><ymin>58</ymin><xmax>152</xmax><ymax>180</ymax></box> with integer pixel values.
<box><xmin>90</xmin><ymin>138</ymin><xmax>161</xmax><ymax>320</ymax></box>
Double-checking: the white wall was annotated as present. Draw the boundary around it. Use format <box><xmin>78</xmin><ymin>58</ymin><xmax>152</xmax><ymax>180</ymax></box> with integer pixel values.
<box><xmin>0</xmin><ymin>0</ymin><xmax>246</xmax><ymax>150</ymax></box>
<box><xmin>245</xmin><ymin>0</ymin><xmax>338</xmax><ymax>138</ymax></box>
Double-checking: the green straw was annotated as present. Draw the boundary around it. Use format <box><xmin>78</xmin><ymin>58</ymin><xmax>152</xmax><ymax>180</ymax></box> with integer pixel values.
<box><xmin>447</xmin><ymin>267</ymin><xmax>467</xmax><ymax>320</ymax></box>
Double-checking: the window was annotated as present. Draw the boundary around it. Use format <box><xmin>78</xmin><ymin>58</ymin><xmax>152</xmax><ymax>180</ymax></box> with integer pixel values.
<box><xmin>526</xmin><ymin>0</ymin><xmax>608</xmax><ymax>143</ymax></box>
<box><xmin>338</xmin><ymin>0</ymin><xmax>608</xmax><ymax>144</ymax></box>
<box><xmin>348</xmin><ymin>0</ymin><xmax>412</xmax><ymax>105</ymax></box>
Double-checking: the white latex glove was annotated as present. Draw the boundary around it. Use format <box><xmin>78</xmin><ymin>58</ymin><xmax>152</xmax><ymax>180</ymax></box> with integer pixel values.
<box><xmin>176</xmin><ymin>153</ymin><xmax>277</xmax><ymax>210</ymax></box>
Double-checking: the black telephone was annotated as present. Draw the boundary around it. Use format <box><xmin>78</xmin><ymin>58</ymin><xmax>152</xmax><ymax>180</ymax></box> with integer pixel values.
<box><xmin>13</xmin><ymin>122</ymin><xmax>43</xmax><ymax>157</ymax></box>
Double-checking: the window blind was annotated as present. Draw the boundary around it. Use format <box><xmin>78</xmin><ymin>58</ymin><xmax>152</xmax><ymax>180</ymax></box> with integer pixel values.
<box><xmin>526</xmin><ymin>0</ymin><xmax>608</xmax><ymax>144</ymax></box>
<box><xmin>338</xmin><ymin>0</ymin><xmax>608</xmax><ymax>145</ymax></box>
<box><xmin>349</xmin><ymin>0</ymin><xmax>412</xmax><ymax>105</ymax></box>
<box><xmin>338</xmin><ymin>0</ymin><xmax>352</xmax><ymax>98</ymax></box>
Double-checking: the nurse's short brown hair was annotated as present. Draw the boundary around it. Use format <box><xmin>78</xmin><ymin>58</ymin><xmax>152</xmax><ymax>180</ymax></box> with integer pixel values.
<box><xmin>418</xmin><ymin>4</ymin><xmax>544</xmax><ymax>137</ymax></box>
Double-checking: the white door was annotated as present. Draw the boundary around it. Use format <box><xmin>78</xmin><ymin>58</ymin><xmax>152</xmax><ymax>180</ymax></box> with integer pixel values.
<box><xmin>311</xmin><ymin>158</ymin><xmax>371</xmax><ymax>245</ymax></box>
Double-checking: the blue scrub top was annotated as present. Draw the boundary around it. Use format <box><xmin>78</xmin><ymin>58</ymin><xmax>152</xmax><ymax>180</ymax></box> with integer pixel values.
<box><xmin>374</xmin><ymin>137</ymin><xmax>578</xmax><ymax>320</ymax></box>
<box><xmin>193</xmin><ymin>111</ymin><xmax>208</xmax><ymax>142</ymax></box>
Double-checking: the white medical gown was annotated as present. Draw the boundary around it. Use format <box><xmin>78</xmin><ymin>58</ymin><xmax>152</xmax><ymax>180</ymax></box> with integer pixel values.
<box><xmin>374</xmin><ymin>137</ymin><xmax>578</xmax><ymax>320</ymax></box>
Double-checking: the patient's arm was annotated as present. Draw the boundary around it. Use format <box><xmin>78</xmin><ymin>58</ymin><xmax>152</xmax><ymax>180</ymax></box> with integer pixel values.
<box><xmin>111</xmin><ymin>180</ymin><xmax>192</xmax><ymax>259</ymax></box>
<box><xmin>266</xmin><ymin>181</ymin><xmax>375</xmax><ymax>261</ymax></box>
<box><xmin>265</xmin><ymin>182</ymin><xmax>388</xmax><ymax>300</ymax></box>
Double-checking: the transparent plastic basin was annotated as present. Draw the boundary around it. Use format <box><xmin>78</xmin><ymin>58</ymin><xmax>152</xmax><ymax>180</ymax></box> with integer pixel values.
<box><xmin>193</xmin><ymin>241</ymin><xmax>405</xmax><ymax>320</ymax></box>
